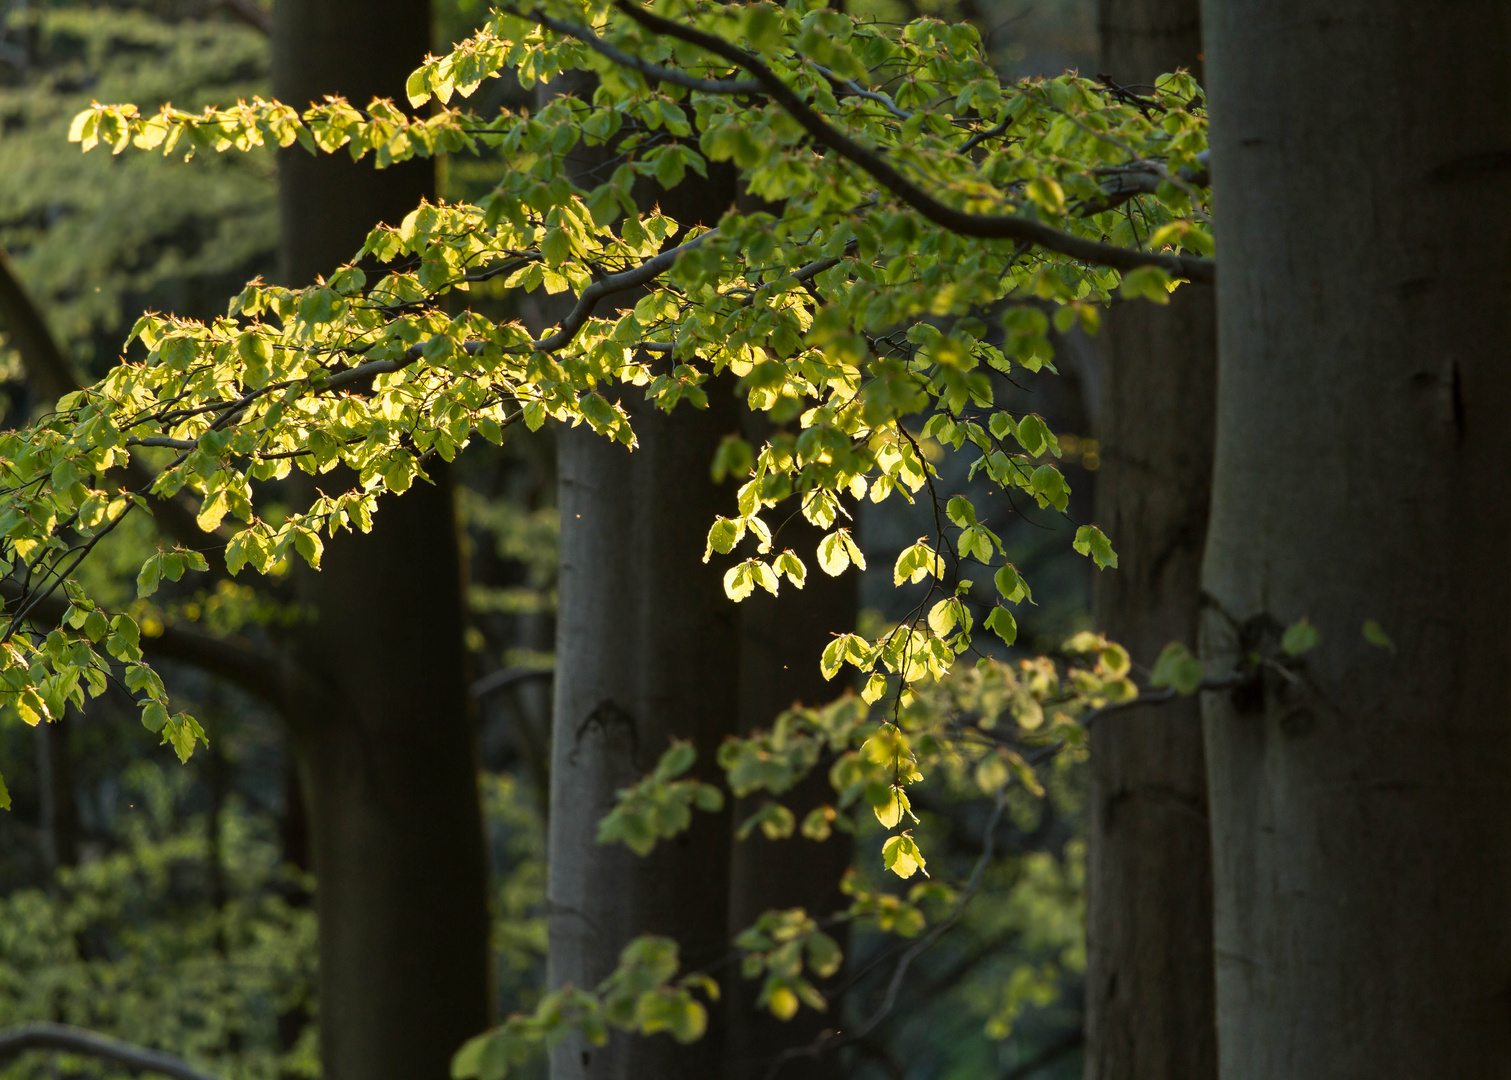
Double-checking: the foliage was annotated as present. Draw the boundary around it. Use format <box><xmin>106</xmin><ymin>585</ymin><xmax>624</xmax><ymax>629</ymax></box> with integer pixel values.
<box><xmin>0</xmin><ymin>0</ymin><xmax>1208</xmax><ymax>784</ymax></box>
<box><xmin>0</xmin><ymin>761</ymin><xmax>318</xmax><ymax>1080</ymax></box>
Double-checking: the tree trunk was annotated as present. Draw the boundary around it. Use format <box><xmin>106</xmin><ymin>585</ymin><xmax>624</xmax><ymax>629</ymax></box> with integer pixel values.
<box><xmin>36</xmin><ymin>709</ymin><xmax>78</xmax><ymax>875</ymax></box>
<box><xmin>1084</xmin><ymin>5</ymin><xmax>1217</xmax><ymax>1079</ymax></box>
<box><xmin>273</xmin><ymin>5</ymin><xmax>492</xmax><ymax>1080</ymax></box>
<box><xmin>547</xmin><ymin>396</ymin><xmax>739</xmax><ymax>1080</ymax></box>
<box><xmin>1199</xmin><ymin>0</ymin><xmax>1511</xmax><ymax>1074</ymax></box>
<box><xmin>727</xmin><ymin>509</ymin><xmax>855</xmax><ymax>1080</ymax></box>
<box><xmin>546</xmin><ymin>143</ymin><xmax>743</xmax><ymax>1080</ymax></box>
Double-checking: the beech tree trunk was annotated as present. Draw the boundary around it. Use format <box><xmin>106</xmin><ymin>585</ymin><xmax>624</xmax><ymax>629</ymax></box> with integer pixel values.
<box><xmin>548</xmin><ymin>395</ymin><xmax>739</xmax><ymax>1080</ymax></box>
<box><xmin>727</xmin><ymin>511</ymin><xmax>854</xmax><ymax>1080</ymax></box>
<box><xmin>1084</xmin><ymin>5</ymin><xmax>1217</xmax><ymax>1078</ymax></box>
<box><xmin>274</xmin><ymin>5</ymin><xmax>491</xmax><ymax>1080</ymax></box>
<box><xmin>1199</xmin><ymin>1</ymin><xmax>1511</xmax><ymax>1074</ymax></box>
<box><xmin>546</xmin><ymin>156</ymin><xmax>742</xmax><ymax>1080</ymax></box>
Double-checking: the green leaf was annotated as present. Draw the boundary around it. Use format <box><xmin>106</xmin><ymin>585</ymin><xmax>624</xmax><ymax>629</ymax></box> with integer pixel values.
<box><xmin>136</xmin><ymin>555</ymin><xmax>163</xmax><ymax>599</ymax></box>
<box><xmin>1072</xmin><ymin>525</ymin><xmax>1118</xmax><ymax>569</ymax></box>
<box><xmin>817</xmin><ymin>531</ymin><xmax>851</xmax><ymax>577</ymax></box>
<box><xmin>882</xmin><ymin>834</ymin><xmax>926</xmax><ymax>879</ymax></box>
<box><xmin>1362</xmin><ymin>619</ymin><xmax>1396</xmax><ymax>652</ymax></box>
<box><xmin>927</xmin><ymin>598</ymin><xmax>958</xmax><ymax>636</ymax></box>
<box><xmin>724</xmin><ymin>562</ymin><xmax>756</xmax><ymax>602</ymax></box>
<box><xmin>1150</xmin><ymin>642</ymin><xmax>1203</xmax><ymax>695</ymax></box>
<box><xmin>945</xmin><ymin>495</ymin><xmax>976</xmax><ymax>528</ymax></box>
<box><xmin>1282</xmin><ymin>617</ymin><xmax>1320</xmax><ymax>656</ymax></box>
<box><xmin>820</xmin><ymin>637</ymin><xmax>845</xmax><ymax>680</ymax></box>
<box><xmin>872</xmin><ymin>786</ymin><xmax>912</xmax><ymax>829</ymax></box>
<box><xmin>993</xmin><ymin>563</ymin><xmax>1032</xmax><ymax>604</ymax></box>
<box><xmin>985</xmin><ymin>606</ymin><xmax>1017</xmax><ymax>645</ymax></box>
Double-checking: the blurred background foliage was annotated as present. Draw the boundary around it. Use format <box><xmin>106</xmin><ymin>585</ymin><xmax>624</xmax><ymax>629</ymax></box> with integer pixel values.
<box><xmin>0</xmin><ymin>0</ymin><xmax>1098</xmax><ymax>1077</ymax></box>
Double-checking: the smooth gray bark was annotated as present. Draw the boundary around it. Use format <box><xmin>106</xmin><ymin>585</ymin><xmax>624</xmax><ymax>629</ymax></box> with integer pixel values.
<box><xmin>1084</xmin><ymin>4</ymin><xmax>1217</xmax><ymax>1078</ymax></box>
<box><xmin>274</xmin><ymin>4</ymin><xmax>492</xmax><ymax>1080</ymax></box>
<box><xmin>548</xmin><ymin>392</ymin><xmax>739</xmax><ymax>1080</ymax></box>
<box><xmin>1200</xmin><ymin>0</ymin><xmax>1511</xmax><ymax>1074</ymax></box>
<box><xmin>546</xmin><ymin>155</ymin><xmax>742</xmax><ymax>1080</ymax></box>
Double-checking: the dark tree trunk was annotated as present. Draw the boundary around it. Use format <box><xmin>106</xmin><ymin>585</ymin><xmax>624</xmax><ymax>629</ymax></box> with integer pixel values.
<box><xmin>548</xmin><ymin>399</ymin><xmax>740</xmax><ymax>1080</ymax></box>
<box><xmin>726</xmin><ymin>510</ymin><xmax>855</xmax><ymax>1080</ymax></box>
<box><xmin>1200</xmin><ymin>0</ymin><xmax>1511</xmax><ymax>1074</ymax></box>
<box><xmin>36</xmin><ymin>709</ymin><xmax>78</xmax><ymax>875</ymax></box>
<box><xmin>273</xmin><ymin>5</ymin><xmax>492</xmax><ymax>1080</ymax></box>
<box><xmin>1084</xmin><ymin>7</ymin><xmax>1217</xmax><ymax>1080</ymax></box>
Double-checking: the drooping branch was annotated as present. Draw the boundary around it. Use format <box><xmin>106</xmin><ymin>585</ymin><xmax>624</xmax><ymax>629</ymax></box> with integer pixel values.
<box><xmin>0</xmin><ymin>246</ymin><xmax>229</xmax><ymax>567</ymax></box>
<box><xmin>610</xmin><ymin>1</ymin><xmax>1215</xmax><ymax>283</ymax></box>
<box><xmin>0</xmin><ymin>1023</ymin><xmax>225</xmax><ymax>1080</ymax></box>
<box><xmin>0</xmin><ymin>579</ymin><xmax>309</xmax><ymax>716</ymax></box>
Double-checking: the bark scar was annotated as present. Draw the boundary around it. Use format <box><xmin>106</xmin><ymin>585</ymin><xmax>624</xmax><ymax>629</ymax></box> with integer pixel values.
<box><xmin>569</xmin><ymin>698</ymin><xmax>642</xmax><ymax>767</ymax></box>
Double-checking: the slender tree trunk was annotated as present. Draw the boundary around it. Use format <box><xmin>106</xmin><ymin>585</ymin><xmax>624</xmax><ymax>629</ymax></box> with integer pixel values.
<box><xmin>1199</xmin><ymin>0</ymin><xmax>1511</xmax><ymax>1074</ymax></box>
<box><xmin>273</xmin><ymin>5</ymin><xmax>491</xmax><ymax>1080</ymax></box>
<box><xmin>1084</xmin><ymin>6</ymin><xmax>1217</xmax><ymax>1078</ymax></box>
<box><xmin>36</xmin><ymin>709</ymin><xmax>78</xmax><ymax>875</ymax></box>
<box><xmin>727</xmin><ymin>508</ymin><xmax>854</xmax><ymax>1080</ymax></box>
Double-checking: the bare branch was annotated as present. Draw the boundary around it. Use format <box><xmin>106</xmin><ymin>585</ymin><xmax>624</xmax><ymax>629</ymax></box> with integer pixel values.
<box><xmin>762</xmin><ymin>796</ymin><xmax>1011</xmax><ymax>1079</ymax></box>
<box><xmin>0</xmin><ymin>1023</ymin><xmax>225</xmax><ymax>1080</ymax></box>
<box><xmin>206</xmin><ymin>0</ymin><xmax>270</xmax><ymax>35</ymax></box>
<box><xmin>1079</xmin><ymin>671</ymin><xmax>1248</xmax><ymax>729</ymax></box>
<box><xmin>611</xmin><ymin>1</ymin><xmax>1214</xmax><ymax>283</ymax></box>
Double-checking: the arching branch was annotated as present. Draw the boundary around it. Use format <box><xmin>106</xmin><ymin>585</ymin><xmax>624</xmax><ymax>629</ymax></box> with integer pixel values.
<box><xmin>0</xmin><ymin>579</ymin><xmax>311</xmax><ymax>717</ymax></box>
<box><xmin>609</xmin><ymin>1</ymin><xmax>1214</xmax><ymax>283</ymax></box>
<box><xmin>0</xmin><ymin>246</ymin><xmax>229</xmax><ymax>571</ymax></box>
<box><xmin>0</xmin><ymin>1023</ymin><xmax>225</xmax><ymax>1080</ymax></box>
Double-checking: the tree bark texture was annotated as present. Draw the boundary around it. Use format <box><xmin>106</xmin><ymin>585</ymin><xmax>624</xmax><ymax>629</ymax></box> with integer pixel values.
<box><xmin>546</xmin><ymin>143</ymin><xmax>745</xmax><ymax>1080</ymax></box>
<box><xmin>548</xmin><ymin>398</ymin><xmax>740</xmax><ymax>1080</ymax></box>
<box><xmin>1199</xmin><ymin>0</ymin><xmax>1511</xmax><ymax>1075</ymax></box>
<box><xmin>273</xmin><ymin>5</ymin><xmax>492</xmax><ymax>1080</ymax></box>
<box><xmin>1085</xmin><ymin>5</ymin><xmax>1217</xmax><ymax>1079</ymax></box>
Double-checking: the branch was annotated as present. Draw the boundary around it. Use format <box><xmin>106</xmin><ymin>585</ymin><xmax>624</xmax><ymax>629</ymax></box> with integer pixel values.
<box><xmin>517</xmin><ymin>7</ymin><xmax>763</xmax><ymax>94</ymax></box>
<box><xmin>762</xmin><ymin>796</ymin><xmax>1011</xmax><ymax>1080</ymax></box>
<box><xmin>206</xmin><ymin>0</ymin><xmax>270</xmax><ymax>34</ymax></box>
<box><xmin>1001</xmin><ymin>1030</ymin><xmax>1084</xmax><ymax>1080</ymax></box>
<box><xmin>470</xmin><ymin>665</ymin><xmax>554</xmax><ymax>699</ymax></box>
<box><xmin>1079</xmin><ymin>671</ymin><xmax>1248</xmax><ymax>729</ymax></box>
<box><xmin>612</xmin><ymin>1</ymin><xmax>1214</xmax><ymax>283</ymax></box>
<box><xmin>533</xmin><ymin>227</ymin><xmax>718</xmax><ymax>351</ymax></box>
<box><xmin>0</xmin><ymin>579</ymin><xmax>304</xmax><ymax>715</ymax></box>
<box><xmin>0</xmin><ymin>1023</ymin><xmax>225</xmax><ymax>1080</ymax></box>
